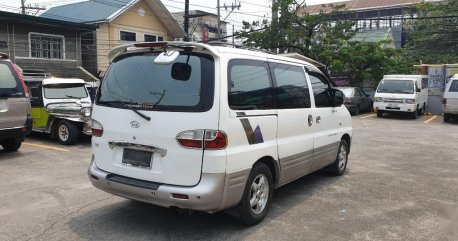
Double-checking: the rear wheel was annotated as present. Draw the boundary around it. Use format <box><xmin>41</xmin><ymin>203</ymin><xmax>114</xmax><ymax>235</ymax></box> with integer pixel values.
<box><xmin>444</xmin><ymin>114</ymin><xmax>450</xmax><ymax>122</ymax></box>
<box><xmin>354</xmin><ymin>106</ymin><xmax>360</xmax><ymax>116</ymax></box>
<box><xmin>329</xmin><ymin>140</ymin><xmax>349</xmax><ymax>176</ymax></box>
<box><xmin>55</xmin><ymin>120</ymin><xmax>79</xmax><ymax>145</ymax></box>
<box><xmin>1</xmin><ymin>139</ymin><xmax>22</xmax><ymax>152</ymax></box>
<box><xmin>235</xmin><ymin>163</ymin><xmax>273</xmax><ymax>225</ymax></box>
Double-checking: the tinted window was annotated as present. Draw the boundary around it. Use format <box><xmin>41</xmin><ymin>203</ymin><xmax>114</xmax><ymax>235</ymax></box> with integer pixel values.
<box><xmin>271</xmin><ymin>63</ymin><xmax>310</xmax><ymax>109</ymax></box>
<box><xmin>228</xmin><ymin>59</ymin><xmax>274</xmax><ymax>110</ymax></box>
<box><xmin>99</xmin><ymin>52</ymin><xmax>214</xmax><ymax>112</ymax></box>
<box><xmin>44</xmin><ymin>84</ymin><xmax>88</xmax><ymax>99</ymax></box>
<box><xmin>449</xmin><ymin>80</ymin><xmax>458</xmax><ymax>92</ymax></box>
<box><xmin>309</xmin><ymin>72</ymin><xmax>332</xmax><ymax>107</ymax></box>
<box><xmin>144</xmin><ymin>34</ymin><xmax>157</xmax><ymax>42</ymax></box>
<box><xmin>0</xmin><ymin>62</ymin><xmax>24</xmax><ymax>97</ymax></box>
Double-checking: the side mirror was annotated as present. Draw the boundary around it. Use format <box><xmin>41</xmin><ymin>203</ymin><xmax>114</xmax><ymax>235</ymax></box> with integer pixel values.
<box><xmin>416</xmin><ymin>88</ymin><xmax>421</xmax><ymax>92</ymax></box>
<box><xmin>332</xmin><ymin>89</ymin><xmax>344</xmax><ymax>107</ymax></box>
<box><xmin>171</xmin><ymin>63</ymin><xmax>192</xmax><ymax>81</ymax></box>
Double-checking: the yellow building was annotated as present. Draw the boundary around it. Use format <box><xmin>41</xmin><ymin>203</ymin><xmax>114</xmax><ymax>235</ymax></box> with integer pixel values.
<box><xmin>42</xmin><ymin>0</ymin><xmax>185</xmax><ymax>75</ymax></box>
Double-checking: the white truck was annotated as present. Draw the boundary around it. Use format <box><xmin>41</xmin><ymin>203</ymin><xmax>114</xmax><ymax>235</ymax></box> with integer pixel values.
<box><xmin>374</xmin><ymin>75</ymin><xmax>428</xmax><ymax>119</ymax></box>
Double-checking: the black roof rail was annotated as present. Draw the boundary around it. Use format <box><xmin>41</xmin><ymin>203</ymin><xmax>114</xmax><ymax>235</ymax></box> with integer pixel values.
<box><xmin>0</xmin><ymin>52</ymin><xmax>9</xmax><ymax>59</ymax></box>
<box><xmin>206</xmin><ymin>41</ymin><xmax>275</xmax><ymax>54</ymax></box>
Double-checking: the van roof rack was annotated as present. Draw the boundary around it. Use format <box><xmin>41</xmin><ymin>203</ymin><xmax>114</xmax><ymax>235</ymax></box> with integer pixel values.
<box><xmin>0</xmin><ymin>52</ymin><xmax>9</xmax><ymax>59</ymax></box>
<box><xmin>206</xmin><ymin>41</ymin><xmax>275</xmax><ymax>54</ymax></box>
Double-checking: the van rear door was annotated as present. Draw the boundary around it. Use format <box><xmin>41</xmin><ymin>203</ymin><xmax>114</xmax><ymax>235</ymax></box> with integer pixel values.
<box><xmin>0</xmin><ymin>62</ymin><xmax>28</xmax><ymax>129</ymax></box>
<box><xmin>92</xmin><ymin>52</ymin><xmax>216</xmax><ymax>186</ymax></box>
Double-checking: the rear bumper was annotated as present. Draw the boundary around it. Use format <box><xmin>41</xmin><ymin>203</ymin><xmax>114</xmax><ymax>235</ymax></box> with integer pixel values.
<box><xmin>88</xmin><ymin>160</ymin><xmax>236</xmax><ymax>212</ymax></box>
<box><xmin>0</xmin><ymin>116</ymin><xmax>32</xmax><ymax>142</ymax></box>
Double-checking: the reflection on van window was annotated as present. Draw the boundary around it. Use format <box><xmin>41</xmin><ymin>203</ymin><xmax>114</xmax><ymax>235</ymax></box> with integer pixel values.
<box><xmin>377</xmin><ymin>79</ymin><xmax>414</xmax><ymax>94</ymax></box>
<box><xmin>99</xmin><ymin>53</ymin><xmax>214</xmax><ymax>112</ymax></box>
<box><xmin>44</xmin><ymin>85</ymin><xmax>88</xmax><ymax>99</ymax></box>
<box><xmin>271</xmin><ymin>63</ymin><xmax>310</xmax><ymax>109</ymax></box>
<box><xmin>0</xmin><ymin>63</ymin><xmax>21</xmax><ymax>97</ymax></box>
<box><xmin>449</xmin><ymin>80</ymin><xmax>458</xmax><ymax>92</ymax></box>
<box><xmin>228</xmin><ymin>60</ymin><xmax>274</xmax><ymax>110</ymax></box>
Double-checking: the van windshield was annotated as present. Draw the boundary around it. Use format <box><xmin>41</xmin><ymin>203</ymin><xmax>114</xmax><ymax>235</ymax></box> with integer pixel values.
<box><xmin>377</xmin><ymin>79</ymin><xmax>414</xmax><ymax>94</ymax></box>
<box><xmin>449</xmin><ymin>80</ymin><xmax>458</xmax><ymax>92</ymax></box>
<box><xmin>98</xmin><ymin>52</ymin><xmax>214</xmax><ymax>112</ymax></box>
<box><xmin>44</xmin><ymin>84</ymin><xmax>88</xmax><ymax>99</ymax></box>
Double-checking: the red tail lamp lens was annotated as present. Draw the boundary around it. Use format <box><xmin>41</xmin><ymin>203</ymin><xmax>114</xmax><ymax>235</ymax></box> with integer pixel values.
<box><xmin>91</xmin><ymin>119</ymin><xmax>103</xmax><ymax>137</ymax></box>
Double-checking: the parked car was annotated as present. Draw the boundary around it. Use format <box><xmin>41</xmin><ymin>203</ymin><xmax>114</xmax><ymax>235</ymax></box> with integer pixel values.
<box><xmin>443</xmin><ymin>74</ymin><xmax>458</xmax><ymax>122</ymax></box>
<box><xmin>374</xmin><ymin>75</ymin><xmax>428</xmax><ymax>119</ymax></box>
<box><xmin>88</xmin><ymin>42</ymin><xmax>353</xmax><ymax>225</ymax></box>
<box><xmin>24</xmin><ymin>78</ymin><xmax>92</xmax><ymax>145</ymax></box>
<box><xmin>336</xmin><ymin>87</ymin><xmax>373</xmax><ymax>115</ymax></box>
<box><xmin>0</xmin><ymin>52</ymin><xmax>32</xmax><ymax>151</ymax></box>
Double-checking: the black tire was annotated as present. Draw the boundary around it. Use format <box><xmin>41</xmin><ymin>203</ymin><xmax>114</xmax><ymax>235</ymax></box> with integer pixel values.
<box><xmin>235</xmin><ymin>163</ymin><xmax>273</xmax><ymax>225</ymax></box>
<box><xmin>2</xmin><ymin>140</ymin><xmax>22</xmax><ymax>152</ymax></box>
<box><xmin>444</xmin><ymin>114</ymin><xmax>450</xmax><ymax>123</ymax></box>
<box><xmin>354</xmin><ymin>106</ymin><xmax>360</xmax><ymax>116</ymax></box>
<box><xmin>411</xmin><ymin>109</ymin><xmax>418</xmax><ymax>119</ymax></box>
<box><xmin>329</xmin><ymin>140</ymin><xmax>349</xmax><ymax>176</ymax></box>
<box><xmin>55</xmin><ymin>120</ymin><xmax>79</xmax><ymax>145</ymax></box>
<box><xmin>377</xmin><ymin>110</ymin><xmax>383</xmax><ymax>117</ymax></box>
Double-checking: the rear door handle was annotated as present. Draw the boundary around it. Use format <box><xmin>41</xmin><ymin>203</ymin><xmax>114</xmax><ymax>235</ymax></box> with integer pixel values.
<box><xmin>308</xmin><ymin>114</ymin><xmax>313</xmax><ymax>126</ymax></box>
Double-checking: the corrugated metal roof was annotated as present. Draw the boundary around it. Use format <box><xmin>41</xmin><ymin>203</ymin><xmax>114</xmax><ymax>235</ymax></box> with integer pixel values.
<box><xmin>41</xmin><ymin>0</ymin><xmax>132</xmax><ymax>23</ymax></box>
<box><xmin>303</xmin><ymin>0</ymin><xmax>428</xmax><ymax>14</ymax></box>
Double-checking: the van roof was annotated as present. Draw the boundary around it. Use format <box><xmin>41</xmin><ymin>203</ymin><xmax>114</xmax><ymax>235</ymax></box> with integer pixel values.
<box><xmin>108</xmin><ymin>41</ymin><xmax>321</xmax><ymax>72</ymax></box>
<box><xmin>43</xmin><ymin>78</ymin><xmax>86</xmax><ymax>85</ymax></box>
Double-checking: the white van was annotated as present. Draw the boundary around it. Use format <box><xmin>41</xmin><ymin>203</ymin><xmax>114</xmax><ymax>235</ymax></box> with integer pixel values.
<box><xmin>88</xmin><ymin>42</ymin><xmax>352</xmax><ymax>225</ymax></box>
<box><xmin>374</xmin><ymin>75</ymin><xmax>428</xmax><ymax>119</ymax></box>
<box><xmin>443</xmin><ymin>74</ymin><xmax>458</xmax><ymax>122</ymax></box>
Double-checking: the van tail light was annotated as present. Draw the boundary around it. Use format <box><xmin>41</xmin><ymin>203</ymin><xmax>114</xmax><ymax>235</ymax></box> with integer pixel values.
<box><xmin>176</xmin><ymin>130</ymin><xmax>227</xmax><ymax>150</ymax></box>
<box><xmin>443</xmin><ymin>98</ymin><xmax>447</xmax><ymax>106</ymax></box>
<box><xmin>12</xmin><ymin>64</ymin><xmax>29</xmax><ymax>97</ymax></box>
<box><xmin>344</xmin><ymin>99</ymin><xmax>352</xmax><ymax>104</ymax></box>
<box><xmin>91</xmin><ymin>119</ymin><xmax>103</xmax><ymax>137</ymax></box>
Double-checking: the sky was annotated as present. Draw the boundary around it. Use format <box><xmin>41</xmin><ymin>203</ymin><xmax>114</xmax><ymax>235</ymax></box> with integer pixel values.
<box><xmin>0</xmin><ymin>0</ymin><xmax>346</xmax><ymax>34</ymax></box>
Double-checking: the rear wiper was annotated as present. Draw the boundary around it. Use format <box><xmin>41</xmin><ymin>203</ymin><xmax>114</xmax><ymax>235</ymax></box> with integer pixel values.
<box><xmin>99</xmin><ymin>100</ymin><xmax>151</xmax><ymax>121</ymax></box>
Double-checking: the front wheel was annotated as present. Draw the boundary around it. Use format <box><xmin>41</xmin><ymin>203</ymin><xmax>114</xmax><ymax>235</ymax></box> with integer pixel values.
<box><xmin>236</xmin><ymin>163</ymin><xmax>273</xmax><ymax>225</ymax></box>
<box><xmin>55</xmin><ymin>120</ymin><xmax>79</xmax><ymax>145</ymax></box>
<box><xmin>329</xmin><ymin>140</ymin><xmax>349</xmax><ymax>176</ymax></box>
<box><xmin>411</xmin><ymin>109</ymin><xmax>418</xmax><ymax>119</ymax></box>
<box><xmin>377</xmin><ymin>110</ymin><xmax>383</xmax><ymax>117</ymax></box>
<box><xmin>444</xmin><ymin>114</ymin><xmax>450</xmax><ymax>122</ymax></box>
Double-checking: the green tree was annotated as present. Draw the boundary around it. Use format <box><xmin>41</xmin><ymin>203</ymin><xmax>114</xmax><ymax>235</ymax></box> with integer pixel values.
<box><xmin>405</xmin><ymin>0</ymin><xmax>458</xmax><ymax>64</ymax></box>
<box><xmin>236</xmin><ymin>0</ymin><xmax>413</xmax><ymax>87</ymax></box>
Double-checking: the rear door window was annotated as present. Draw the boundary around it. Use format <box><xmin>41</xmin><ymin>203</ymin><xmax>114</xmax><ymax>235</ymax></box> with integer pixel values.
<box><xmin>270</xmin><ymin>62</ymin><xmax>311</xmax><ymax>109</ymax></box>
<box><xmin>0</xmin><ymin>62</ymin><xmax>24</xmax><ymax>97</ymax></box>
<box><xmin>309</xmin><ymin>72</ymin><xmax>332</xmax><ymax>107</ymax></box>
<box><xmin>98</xmin><ymin>52</ymin><xmax>214</xmax><ymax>112</ymax></box>
<box><xmin>228</xmin><ymin>59</ymin><xmax>274</xmax><ymax>110</ymax></box>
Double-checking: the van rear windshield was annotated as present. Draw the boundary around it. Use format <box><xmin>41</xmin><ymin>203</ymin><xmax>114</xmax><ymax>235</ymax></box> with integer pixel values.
<box><xmin>377</xmin><ymin>79</ymin><xmax>414</xmax><ymax>94</ymax></box>
<box><xmin>98</xmin><ymin>52</ymin><xmax>214</xmax><ymax>112</ymax></box>
<box><xmin>0</xmin><ymin>62</ymin><xmax>24</xmax><ymax>97</ymax></box>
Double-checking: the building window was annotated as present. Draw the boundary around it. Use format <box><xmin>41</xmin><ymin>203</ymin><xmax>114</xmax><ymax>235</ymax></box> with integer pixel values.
<box><xmin>30</xmin><ymin>33</ymin><xmax>64</xmax><ymax>59</ymax></box>
<box><xmin>120</xmin><ymin>31</ymin><xmax>136</xmax><ymax>41</ymax></box>
<box><xmin>144</xmin><ymin>34</ymin><xmax>164</xmax><ymax>42</ymax></box>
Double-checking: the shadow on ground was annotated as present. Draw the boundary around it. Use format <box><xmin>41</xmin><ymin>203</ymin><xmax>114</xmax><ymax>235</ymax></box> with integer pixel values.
<box><xmin>68</xmin><ymin>171</ymin><xmax>341</xmax><ymax>241</ymax></box>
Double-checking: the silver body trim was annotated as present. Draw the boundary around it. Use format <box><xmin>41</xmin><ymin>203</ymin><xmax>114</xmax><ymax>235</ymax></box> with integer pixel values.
<box><xmin>108</xmin><ymin>141</ymin><xmax>167</xmax><ymax>157</ymax></box>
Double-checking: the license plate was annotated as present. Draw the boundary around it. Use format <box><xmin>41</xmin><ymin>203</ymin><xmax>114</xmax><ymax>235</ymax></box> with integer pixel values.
<box><xmin>122</xmin><ymin>149</ymin><xmax>152</xmax><ymax>169</ymax></box>
<box><xmin>388</xmin><ymin>103</ymin><xmax>399</xmax><ymax>108</ymax></box>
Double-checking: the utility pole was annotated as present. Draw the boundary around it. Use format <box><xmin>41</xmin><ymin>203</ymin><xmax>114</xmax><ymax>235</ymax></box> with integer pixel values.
<box><xmin>217</xmin><ymin>0</ymin><xmax>221</xmax><ymax>39</ymax></box>
<box><xmin>20</xmin><ymin>0</ymin><xmax>46</xmax><ymax>15</ymax></box>
<box><xmin>184</xmin><ymin>0</ymin><xmax>189</xmax><ymax>41</ymax></box>
<box><xmin>271</xmin><ymin>0</ymin><xmax>278</xmax><ymax>52</ymax></box>
<box><xmin>217</xmin><ymin>1</ymin><xmax>241</xmax><ymax>40</ymax></box>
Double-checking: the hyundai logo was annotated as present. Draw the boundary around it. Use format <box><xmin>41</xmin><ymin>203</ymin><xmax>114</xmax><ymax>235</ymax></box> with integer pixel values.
<box><xmin>130</xmin><ymin>121</ymin><xmax>140</xmax><ymax>128</ymax></box>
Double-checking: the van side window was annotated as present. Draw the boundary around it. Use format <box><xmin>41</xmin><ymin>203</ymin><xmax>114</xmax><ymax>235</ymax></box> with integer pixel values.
<box><xmin>270</xmin><ymin>63</ymin><xmax>310</xmax><ymax>109</ymax></box>
<box><xmin>308</xmin><ymin>72</ymin><xmax>332</xmax><ymax>107</ymax></box>
<box><xmin>228</xmin><ymin>59</ymin><xmax>274</xmax><ymax>110</ymax></box>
